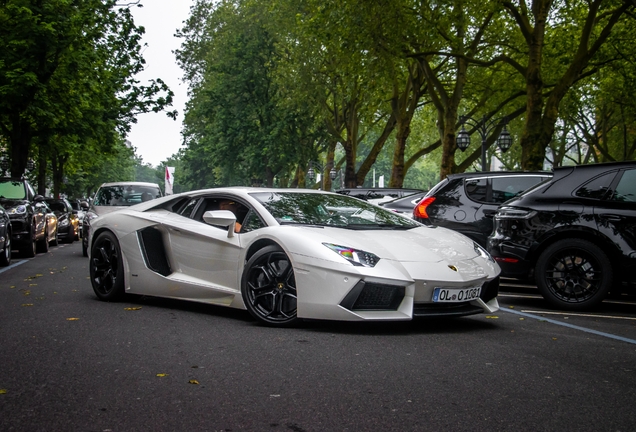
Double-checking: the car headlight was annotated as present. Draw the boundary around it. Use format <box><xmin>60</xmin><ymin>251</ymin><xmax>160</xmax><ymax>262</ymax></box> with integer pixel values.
<box><xmin>495</xmin><ymin>206</ymin><xmax>536</xmax><ymax>219</ymax></box>
<box><xmin>323</xmin><ymin>243</ymin><xmax>380</xmax><ymax>267</ymax></box>
<box><xmin>474</xmin><ymin>242</ymin><xmax>494</xmax><ymax>263</ymax></box>
<box><xmin>84</xmin><ymin>211</ymin><xmax>99</xmax><ymax>224</ymax></box>
<box><xmin>8</xmin><ymin>205</ymin><xmax>27</xmax><ymax>215</ymax></box>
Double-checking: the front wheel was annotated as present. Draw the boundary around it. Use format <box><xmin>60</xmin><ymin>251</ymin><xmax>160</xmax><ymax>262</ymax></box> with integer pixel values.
<box><xmin>90</xmin><ymin>231</ymin><xmax>125</xmax><ymax>301</ymax></box>
<box><xmin>0</xmin><ymin>234</ymin><xmax>11</xmax><ymax>266</ymax></box>
<box><xmin>241</xmin><ymin>245</ymin><xmax>298</xmax><ymax>327</ymax></box>
<box><xmin>20</xmin><ymin>224</ymin><xmax>36</xmax><ymax>258</ymax></box>
<box><xmin>535</xmin><ymin>239</ymin><xmax>612</xmax><ymax>311</ymax></box>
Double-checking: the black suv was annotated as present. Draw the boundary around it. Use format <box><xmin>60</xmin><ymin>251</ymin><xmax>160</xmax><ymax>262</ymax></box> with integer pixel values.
<box><xmin>413</xmin><ymin>171</ymin><xmax>552</xmax><ymax>247</ymax></box>
<box><xmin>488</xmin><ymin>162</ymin><xmax>636</xmax><ymax>311</ymax></box>
<box><xmin>0</xmin><ymin>177</ymin><xmax>48</xmax><ymax>257</ymax></box>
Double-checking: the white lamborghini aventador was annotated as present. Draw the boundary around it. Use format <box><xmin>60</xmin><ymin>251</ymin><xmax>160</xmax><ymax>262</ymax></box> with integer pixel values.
<box><xmin>88</xmin><ymin>188</ymin><xmax>500</xmax><ymax>326</ymax></box>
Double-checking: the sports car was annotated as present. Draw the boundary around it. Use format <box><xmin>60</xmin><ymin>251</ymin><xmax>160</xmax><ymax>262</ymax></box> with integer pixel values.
<box><xmin>88</xmin><ymin>188</ymin><xmax>500</xmax><ymax>326</ymax></box>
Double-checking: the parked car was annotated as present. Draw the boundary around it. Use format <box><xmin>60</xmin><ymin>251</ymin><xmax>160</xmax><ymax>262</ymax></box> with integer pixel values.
<box><xmin>413</xmin><ymin>171</ymin><xmax>552</xmax><ymax>247</ymax></box>
<box><xmin>488</xmin><ymin>162</ymin><xmax>636</xmax><ymax>311</ymax></box>
<box><xmin>45</xmin><ymin>198</ymin><xmax>80</xmax><ymax>243</ymax></box>
<box><xmin>82</xmin><ymin>182</ymin><xmax>162</xmax><ymax>256</ymax></box>
<box><xmin>0</xmin><ymin>203</ymin><xmax>11</xmax><ymax>266</ymax></box>
<box><xmin>69</xmin><ymin>199</ymin><xmax>86</xmax><ymax>224</ymax></box>
<box><xmin>379</xmin><ymin>191</ymin><xmax>428</xmax><ymax>218</ymax></box>
<box><xmin>87</xmin><ymin>188</ymin><xmax>500</xmax><ymax>327</ymax></box>
<box><xmin>336</xmin><ymin>187</ymin><xmax>425</xmax><ymax>205</ymax></box>
<box><xmin>37</xmin><ymin>201</ymin><xmax>59</xmax><ymax>252</ymax></box>
<box><xmin>0</xmin><ymin>177</ymin><xmax>56</xmax><ymax>257</ymax></box>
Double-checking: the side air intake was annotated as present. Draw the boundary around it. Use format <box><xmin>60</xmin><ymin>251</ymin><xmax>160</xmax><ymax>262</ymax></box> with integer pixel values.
<box><xmin>138</xmin><ymin>227</ymin><xmax>171</xmax><ymax>276</ymax></box>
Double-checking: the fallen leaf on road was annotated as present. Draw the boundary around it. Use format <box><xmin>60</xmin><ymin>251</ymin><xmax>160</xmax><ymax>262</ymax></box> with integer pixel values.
<box><xmin>0</xmin><ymin>389</ymin><xmax>6</xmax><ymax>394</ymax></box>
<box><xmin>66</xmin><ymin>318</ymin><xmax>80</xmax><ymax>321</ymax></box>
<box><xmin>156</xmin><ymin>373</ymin><xmax>168</xmax><ymax>377</ymax></box>
<box><xmin>22</xmin><ymin>304</ymin><xmax>34</xmax><ymax>307</ymax></box>
<box><xmin>124</xmin><ymin>307</ymin><xmax>142</xmax><ymax>311</ymax></box>
<box><xmin>485</xmin><ymin>316</ymin><xmax>499</xmax><ymax>319</ymax></box>
<box><xmin>509</xmin><ymin>306</ymin><xmax>514</xmax><ymax>309</ymax></box>
<box><xmin>188</xmin><ymin>379</ymin><xmax>199</xmax><ymax>385</ymax></box>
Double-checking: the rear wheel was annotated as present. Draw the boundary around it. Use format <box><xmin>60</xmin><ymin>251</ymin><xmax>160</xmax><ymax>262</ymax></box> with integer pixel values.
<box><xmin>90</xmin><ymin>231</ymin><xmax>125</xmax><ymax>301</ymax></box>
<box><xmin>20</xmin><ymin>224</ymin><xmax>36</xmax><ymax>258</ymax></box>
<box><xmin>241</xmin><ymin>245</ymin><xmax>297</xmax><ymax>327</ymax></box>
<box><xmin>535</xmin><ymin>239</ymin><xmax>612</xmax><ymax>311</ymax></box>
<box><xmin>82</xmin><ymin>229</ymin><xmax>89</xmax><ymax>257</ymax></box>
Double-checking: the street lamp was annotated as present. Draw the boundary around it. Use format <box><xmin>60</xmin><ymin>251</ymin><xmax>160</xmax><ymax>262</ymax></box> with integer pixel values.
<box><xmin>456</xmin><ymin>115</ymin><xmax>513</xmax><ymax>171</ymax></box>
<box><xmin>307</xmin><ymin>161</ymin><xmax>333</xmax><ymax>190</ymax></box>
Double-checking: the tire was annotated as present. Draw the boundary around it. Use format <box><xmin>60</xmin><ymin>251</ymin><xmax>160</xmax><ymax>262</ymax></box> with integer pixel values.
<box><xmin>51</xmin><ymin>228</ymin><xmax>59</xmax><ymax>246</ymax></box>
<box><xmin>241</xmin><ymin>245</ymin><xmax>298</xmax><ymax>327</ymax></box>
<box><xmin>20</xmin><ymin>225</ymin><xmax>37</xmax><ymax>258</ymax></box>
<box><xmin>36</xmin><ymin>228</ymin><xmax>49</xmax><ymax>253</ymax></box>
<box><xmin>0</xmin><ymin>233</ymin><xmax>10</xmax><ymax>267</ymax></box>
<box><xmin>535</xmin><ymin>239</ymin><xmax>612</xmax><ymax>311</ymax></box>
<box><xmin>90</xmin><ymin>231</ymin><xmax>125</xmax><ymax>301</ymax></box>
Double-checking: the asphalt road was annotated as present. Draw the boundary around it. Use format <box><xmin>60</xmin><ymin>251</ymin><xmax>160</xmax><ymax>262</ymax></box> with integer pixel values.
<box><xmin>1</xmin><ymin>243</ymin><xmax>635</xmax><ymax>431</ymax></box>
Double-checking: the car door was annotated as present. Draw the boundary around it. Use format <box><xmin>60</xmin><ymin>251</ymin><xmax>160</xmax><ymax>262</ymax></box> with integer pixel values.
<box><xmin>161</xmin><ymin>196</ymin><xmax>245</xmax><ymax>299</ymax></box>
<box><xmin>594</xmin><ymin>168</ymin><xmax>636</xmax><ymax>276</ymax></box>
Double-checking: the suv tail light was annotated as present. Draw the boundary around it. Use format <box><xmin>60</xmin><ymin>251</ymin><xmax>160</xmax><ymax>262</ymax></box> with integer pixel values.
<box><xmin>413</xmin><ymin>197</ymin><xmax>435</xmax><ymax>219</ymax></box>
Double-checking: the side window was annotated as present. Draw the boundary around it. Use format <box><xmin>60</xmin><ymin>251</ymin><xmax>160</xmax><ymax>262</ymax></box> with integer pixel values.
<box><xmin>241</xmin><ymin>211</ymin><xmax>266</xmax><ymax>232</ymax></box>
<box><xmin>464</xmin><ymin>178</ymin><xmax>488</xmax><ymax>202</ymax></box>
<box><xmin>178</xmin><ymin>198</ymin><xmax>200</xmax><ymax>218</ymax></box>
<box><xmin>366</xmin><ymin>191</ymin><xmax>386</xmax><ymax>200</ymax></box>
<box><xmin>575</xmin><ymin>171</ymin><xmax>616</xmax><ymax>199</ymax></box>
<box><xmin>610</xmin><ymin>169</ymin><xmax>636</xmax><ymax>202</ymax></box>
<box><xmin>491</xmin><ymin>176</ymin><xmax>547</xmax><ymax>204</ymax></box>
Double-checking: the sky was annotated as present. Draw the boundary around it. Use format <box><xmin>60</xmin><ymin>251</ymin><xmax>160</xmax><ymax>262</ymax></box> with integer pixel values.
<box><xmin>127</xmin><ymin>1</ymin><xmax>195</xmax><ymax>167</ymax></box>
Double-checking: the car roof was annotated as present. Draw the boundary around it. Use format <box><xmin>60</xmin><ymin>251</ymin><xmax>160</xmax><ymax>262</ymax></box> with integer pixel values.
<box><xmin>98</xmin><ymin>181</ymin><xmax>161</xmax><ymax>188</ymax></box>
<box><xmin>446</xmin><ymin>171</ymin><xmax>552</xmax><ymax>180</ymax></box>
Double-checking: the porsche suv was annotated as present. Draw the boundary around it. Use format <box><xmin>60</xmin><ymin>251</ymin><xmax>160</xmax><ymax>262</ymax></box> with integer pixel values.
<box><xmin>487</xmin><ymin>162</ymin><xmax>636</xmax><ymax>311</ymax></box>
<box><xmin>81</xmin><ymin>182</ymin><xmax>162</xmax><ymax>256</ymax></box>
<box><xmin>413</xmin><ymin>172</ymin><xmax>552</xmax><ymax>247</ymax></box>
<box><xmin>0</xmin><ymin>177</ymin><xmax>55</xmax><ymax>257</ymax></box>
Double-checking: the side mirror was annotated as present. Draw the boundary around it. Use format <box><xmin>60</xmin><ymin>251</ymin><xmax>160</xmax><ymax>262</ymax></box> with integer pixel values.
<box><xmin>34</xmin><ymin>194</ymin><xmax>45</xmax><ymax>203</ymax></box>
<box><xmin>202</xmin><ymin>210</ymin><xmax>237</xmax><ymax>238</ymax></box>
<box><xmin>80</xmin><ymin>201</ymin><xmax>89</xmax><ymax>210</ymax></box>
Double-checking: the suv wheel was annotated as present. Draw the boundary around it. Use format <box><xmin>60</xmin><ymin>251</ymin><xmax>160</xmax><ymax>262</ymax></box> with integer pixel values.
<box><xmin>535</xmin><ymin>239</ymin><xmax>612</xmax><ymax>311</ymax></box>
<box><xmin>20</xmin><ymin>224</ymin><xmax>37</xmax><ymax>258</ymax></box>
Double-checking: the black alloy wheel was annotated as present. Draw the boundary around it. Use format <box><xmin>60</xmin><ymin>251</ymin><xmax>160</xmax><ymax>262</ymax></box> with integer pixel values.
<box><xmin>535</xmin><ymin>239</ymin><xmax>612</xmax><ymax>311</ymax></box>
<box><xmin>0</xmin><ymin>234</ymin><xmax>10</xmax><ymax>266</ymax></box>
<box><xmin>241</xmin><ymin>245</ymin><xmax>298</xmax><ymax>326</ymax></box>
<box><xmin>90</xmin><ymin>231</ymin><xmax>125</xmax><ymax>301</ymax></box>
<box><xmin>20</xmin><ymin>223</ymin><xmax>37</xmax><ymax>258</ymax></box>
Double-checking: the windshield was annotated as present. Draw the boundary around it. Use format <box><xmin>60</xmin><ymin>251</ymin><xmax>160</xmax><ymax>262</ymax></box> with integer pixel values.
<box><xmin>0</xmin><ymin>180</ymin><xmax>27</xmax><ymax>200</ymax></box>
<box><xmin>93</xmin><ymin>185</ymin><xmax>161</xmax><ymax>206</ymax></box>
<box><xmin>250</xmin><ymin>192</ymin><xmax>420</xmax><ymax>230</ymax></box>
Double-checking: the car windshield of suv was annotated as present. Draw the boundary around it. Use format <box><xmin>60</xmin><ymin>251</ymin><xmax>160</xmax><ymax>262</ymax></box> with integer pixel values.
<box><xmin>47</xmin><ymin>201</ymin><xmax>67</xmax><ymax>213</ymax></box>
<box><xmin>0</xmin><ymin>180</ymin><xmax>26</xmax><ymax>199</ymax></box>
<box><xmin>250</xmin><ymin>192</ymin><xmax>420</xmax><ymax>230</ymax></box>
<box><xmin>93</xmin><ymin>185</ymin><xmax>161</xmax><ymax>206</ymax></box>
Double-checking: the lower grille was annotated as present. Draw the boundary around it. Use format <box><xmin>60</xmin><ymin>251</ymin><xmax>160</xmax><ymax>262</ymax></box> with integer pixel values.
<box><xmin>340</xmin><ymin>281</ymin><xmax>405</xmax><ymax>311</ymax></box>
<box><xmin>480</xmin><ymin>277</ymin><xmax>499</xmax><ymax>302</ymax></box>
<box><xmin>413</xmin><ymin>303</ymin><xmax>484</xmax><ymax>318</ymax></box>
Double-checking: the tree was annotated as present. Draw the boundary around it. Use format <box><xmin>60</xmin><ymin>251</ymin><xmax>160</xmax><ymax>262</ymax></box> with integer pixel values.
<box><xmin>0</xmin><ymin>0</ymin><xmax>174</xmax><ymax>183</ymax></box>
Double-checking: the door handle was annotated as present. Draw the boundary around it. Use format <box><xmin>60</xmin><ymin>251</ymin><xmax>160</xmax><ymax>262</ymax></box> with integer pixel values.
<box><xmin>599</xmin><ymin>214</ymin><xmax>622</xmax><ymax>222</ymax></box>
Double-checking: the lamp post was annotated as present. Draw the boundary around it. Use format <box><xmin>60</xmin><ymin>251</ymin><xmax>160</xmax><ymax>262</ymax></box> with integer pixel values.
<box><xmin>456</xmin><ymin>115</ymin><xmax>513</xmax><ymax>171</ymax></box>
<box><xmin>307</xmin><ymin>161</ymin><xmax>342</xmax><ymax>190</ymax></box>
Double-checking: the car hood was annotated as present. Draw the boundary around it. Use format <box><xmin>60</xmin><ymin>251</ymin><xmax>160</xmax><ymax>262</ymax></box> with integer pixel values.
<box><xmin>90</xmin><ymin>205</ymin><xmax>128</xmax><ymax>217</ymax></box>
<box><xmin>0</xmin><ymin>198</ymin><xmax>29</xmax><ymax>209</ymax></box>
<box><xmin>294</xmin><ymin>225</ymin><xmax>479</xmax><ymax>263</ymax></box>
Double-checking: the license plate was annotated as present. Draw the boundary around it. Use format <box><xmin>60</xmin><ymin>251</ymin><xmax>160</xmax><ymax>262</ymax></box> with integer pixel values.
<box><xmin>433</xmin><ymin>286</ymin><xmax>481</xmax><ymax>303</ymax></box>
